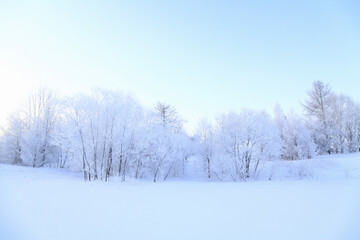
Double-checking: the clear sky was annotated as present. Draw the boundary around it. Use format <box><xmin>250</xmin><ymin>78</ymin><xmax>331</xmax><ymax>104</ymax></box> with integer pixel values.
<box><xmin>0</xmin><ymin>0</ymin><xmax>359</xmax><ymax>133</ymax></box>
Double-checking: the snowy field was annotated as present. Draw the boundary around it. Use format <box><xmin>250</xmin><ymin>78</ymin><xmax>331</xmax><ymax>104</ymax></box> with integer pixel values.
<box><xmin>1</xmin><ymin>154</ymin><xmax>360</xmax><ymax>240</ymax></box>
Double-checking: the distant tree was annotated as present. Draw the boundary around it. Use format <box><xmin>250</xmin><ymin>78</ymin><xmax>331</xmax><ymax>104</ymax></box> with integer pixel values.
<box><xmin>3</xmin><ymin>88</ymin><xmax>60</xmax><ymax>167</ymax></box>
<box><xmin>154</xmin><ymin>102</ymin><xmax>183</xmax><ymax>132</ymax></box>
<box><xmin>302</xmin><ymin>81</ymin><xmax>360</xmax><ymax>155</ymax></box>
<box><xmin>302</xmin><ymin>81</ymin><xmax>334</xmax><ymax>154</ymax></box>
<box><xmin>2</xmin><ymin>114</ymin><xmax>25</xmax><ymax>165</ymax></box>
<box><xmin>281</xmin><ymin>112</ymin><xmax>316</xmax><ymax>160</ymax></box>
<box><xmin>64</xmin><ymin>90</ymin><xmax>145</xmax><ymax>181</ymax></box>
<box><xmin>274</xmin><ymin>104</ymin><xmax>316</xmax><ymax>160</ymax></box>
<box><xmin>214</xmin><ymin>110</ymin><xmax>281</xmax><ymax>180</ymax></box>
<box><xmin>195</xmin><ymin>119</ymin><xmax>214</xmax><ymax>178</ymax></box>
<box><xmin>329</xmin><ymin>94</ymin><xmax>360</xmax><ymax>153</ymax></box>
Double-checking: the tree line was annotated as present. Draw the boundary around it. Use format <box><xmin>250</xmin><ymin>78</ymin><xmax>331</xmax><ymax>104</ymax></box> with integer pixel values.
<box><xmin>1</xmin><ymin>81</ymin><xmax>359</xmax><ymax>181</ymax></box>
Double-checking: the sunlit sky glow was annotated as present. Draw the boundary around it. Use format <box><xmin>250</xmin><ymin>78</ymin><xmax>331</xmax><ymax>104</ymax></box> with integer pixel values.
<box><xmin>1</xmin><ymin>0</ymin><xmax>360</xmax><ymax>132</ymax></box>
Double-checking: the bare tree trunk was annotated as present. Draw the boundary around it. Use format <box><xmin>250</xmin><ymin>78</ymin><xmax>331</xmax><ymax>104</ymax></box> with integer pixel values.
<box><xmin>254</xmin><ymin>159</ymin><xmax>260</xmax><ymax>176</ymax></box>
<box><xmin>122</xmin><ymin>158</ymin><xmax>128</xmax><ymax>182</ymax></box>
<box><xmin>78</xmin><ymin>128</ymin><xmax>89</xmax><ymax>181</ymax></box>
<box><xmin>153</xmin><ymin>154</ymin><xmax>167</xmax><ymax>182</ymax></box>
<box><xmin>32</xmin><ymin>152</ymin><xmax>37</xmax><ymax>168</ymax></box>
<box><xmin>105</xmin><ymin>146</ymin><xmax>112</xmax><ymax>181</ymax></box>
<box><xmin>100</xmin><ymin>122</ymin><xmax>109</xmax><ymax>180</ymax></box>
<box><xmin>93</xmin><ymin>151</ymin><xmax>98</xmax><ymax>180</ymax></box>
<box><xmin>135</xmin><ymin>158</ymin><xmax>141</xmax><ymax>179</ymax></box>
<box><xmin>207</xmin><ymin>156</ymin><xmax>211</xmax><ymax>178</ymax></box>
<box><xmin>153</xmin><ymin>167</ymin><xmax>159</xmax><ymax>182</ymax></box>
<box><xmin>164</xmin><ymin>161</ymin><xmax>175</xmax><ymax>181</ymax></box>
<box><xmin>245</xmin><ymin>151</ymin><xmax>251</xmax><ymax>178</ymax></box>
<box><xmin>118</xmin><ymin>153</ymin><xmax>123</xmax><ymax>176</ymax></box>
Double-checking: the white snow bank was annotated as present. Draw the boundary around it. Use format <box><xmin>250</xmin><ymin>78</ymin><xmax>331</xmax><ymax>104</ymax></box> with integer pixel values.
<box><xmin>253</xmin><ymin>152</ymin><xmax>360</xmax><ymax>181</ymax></box>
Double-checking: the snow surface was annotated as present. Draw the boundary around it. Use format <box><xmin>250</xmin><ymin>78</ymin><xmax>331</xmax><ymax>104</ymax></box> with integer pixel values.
<box><xmin>1</xmin><ymin>154</ymin><xmax>360</xmax><ymax>240</ymax></box>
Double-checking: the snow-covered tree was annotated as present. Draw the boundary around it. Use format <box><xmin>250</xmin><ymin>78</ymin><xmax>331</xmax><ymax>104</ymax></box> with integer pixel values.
<box><xmin>195</xmin><ymin>119</ymin><xmax>214</xmax><ymax>178</ymax></box>
<box><xmin>213</xmin><ymin>110</ymin><xmax>281</xmax><ymax>180</ymax></box>
<box><xmin>154</xmin><ymin>102</ymin><xmax>183</xmax><ymax>132</ymax></box>
<box><xmin>302</xmin><ymin>81</ymin><xmax>334</xmax><ymax>154</ymax></box>
<box><xmin>63</xmin><ymin>90</ymin><xmax>145</xmax><ymax>181</ymax></box>
<box><xmin>302</xmin><ymin>81</ymin><xmax>360</xmax><ymax>155</ymax></box>
<box><xmin>274</xmin><ymin>104</ymin><xmax>316</xmax><ymax>160</ymax></box>
<box><xmin>2</xmin><ymin>88</ymin><xmax>60</xmax><ymax>167</ymax></box>
<box><xmin>1</xmin><ymin>114</ymin><xmax>26</xmax><ymax>165</ymax></box>
<box><xmin>329</xmin><ymin>94</ymin><xmax>360</xmax><ymax>153</ymax></box>
<box><xmin>281</xmin><ymin>112</ymin><xmax>316</xmax><ymax>160</ymax></box>
<box><xmin>2</xmin><ymin>81</ymin><xmax>359</xmax><ymax>182</ymax></box>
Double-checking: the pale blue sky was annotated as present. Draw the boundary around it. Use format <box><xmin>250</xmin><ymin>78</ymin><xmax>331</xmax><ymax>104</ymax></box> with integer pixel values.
<box><xmin>1</xmin><ymin>0</ymin><xmax>359</xmax><ymax>132</ymax></box>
